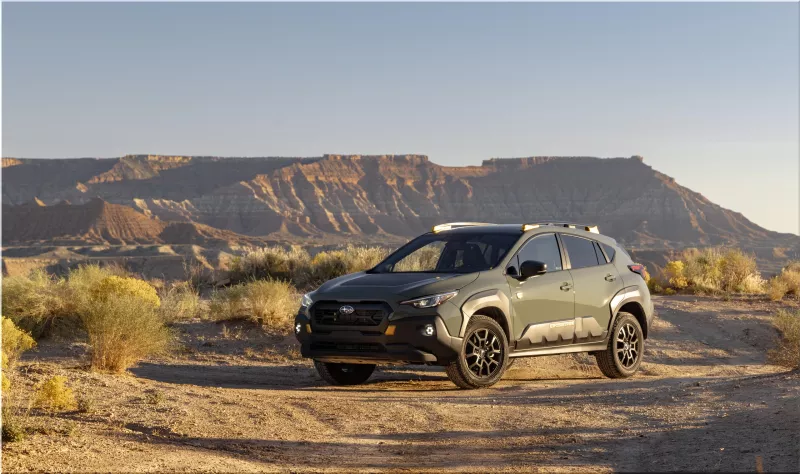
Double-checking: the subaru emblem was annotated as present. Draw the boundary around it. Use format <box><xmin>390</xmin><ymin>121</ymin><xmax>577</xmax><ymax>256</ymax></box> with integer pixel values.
<box><xmin>339</xmin><ymin>305</ymin><xmax>355</xmax><ymax>315</ymax></box>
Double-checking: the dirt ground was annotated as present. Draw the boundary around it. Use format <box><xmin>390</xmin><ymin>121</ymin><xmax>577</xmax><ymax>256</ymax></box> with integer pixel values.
<box><xmin>2</xmin><ymin>295</ymin><xmax>799</xmax><ymax>473</ymax></box>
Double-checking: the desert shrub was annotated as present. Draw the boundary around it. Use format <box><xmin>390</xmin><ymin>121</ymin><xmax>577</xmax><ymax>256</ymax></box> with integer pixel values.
<box><xmin>209</xmin><ymin>284</ymin><xmax>250</xmax><ymax>322</ymax></box>
<box><xmin>1</xmin><ymin>317</ymin><xmax>36</xmax><ymax>442</ymax></box>
<box><xmin>209</xmin><ymin>280</ymin><xmax>298</xmax><ymax>333</ymax></box>
<box><xmin>80</xmin><ymin>293</ymin><xmax>171</xmax><ymax>373</ymax></box>
<box><xmin>1</xmin><ymin>270</ymin><xmax>70</xmax><ymax>336</ymax></box>
<box><xmin>158</xmin><ymin>282</ymin><xmax>203</xmax><ymax>324</ymax></box>
<box><xmin>768</xmin><ymin>310</ymin><xmax>800</xmax><ymax>369</ymax></box>
<box><xmin>664</xmin><ymin>260</ymin><xmax>688</xmax><ymax>289</ymax></box>
<box><xmin>394</xmin><ymin>245</ymin><xmax>442</xmax><ymax>272</ymax></box>
<box><xmin>34</xmin><ymin>376</ymin><xmax>77</xmax><ymax>411</ymax></box>
<box><xmin>308</xmin><ymin>245</ymin><xmax>389</xmax><ymax>285</ymax></box>
<box><xmin>244</xmin><ymin>280</ymin><xmax>298</xmax><ymax>332</ymax></box>
<box><xmin>766</xmin><ymin>262</ymin><xmax>800</xmax><ymax>301</ymax></box>
<box><xmin>660</xmin><ymin>248</ymin><xmax>763</xmax><ymax>295</ymax></box>
<box><xmin>66</xmin><ymin>264</ymin><xmax>126</xmax><ymax>316</ymax></box>
<box><xmin>91</xmin><ymin>276</ymin><xmax>161</xmax><ymax>309</ymax></box>
<box><xmin>719</xmin><ymin>248</ymin><xmax>763</xmax><ymax>293</ymax></box>
<box><xmin>2</xmin><ymin>317</ymin><xmax>37</xmax><ymax>368</ymax></box>
<box><xmin>309</xmin><ymin>250</ymin><xmax>350</xmax><ymax>283</ymax></box>
<box><xmin>230</xmin><ymin>246</ymin><xmax>312</xmax><ymax>284</ymax></box>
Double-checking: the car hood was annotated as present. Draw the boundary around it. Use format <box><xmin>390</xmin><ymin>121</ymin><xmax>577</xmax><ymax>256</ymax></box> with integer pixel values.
<box><xmin>312</xmin><ymin>271</ymin><xmax>480</xmax><ymax>301</ymax></box>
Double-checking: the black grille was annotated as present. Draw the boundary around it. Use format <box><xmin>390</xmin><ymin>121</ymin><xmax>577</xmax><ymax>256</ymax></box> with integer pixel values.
<box><xmin>312</xmin><ymin>302</ymin><xmax>389</xmax><ymax>327</ymax></box>
<box><xmin>311</xmin><ymin>342</ymin><xmax>385</xmax><ymax>353</ymax></box>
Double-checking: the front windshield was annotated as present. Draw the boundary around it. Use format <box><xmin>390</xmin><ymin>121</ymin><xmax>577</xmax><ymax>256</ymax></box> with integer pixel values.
<box><xmin>371</xmin><ymin>232</ymin><xmax>520</xmax><ymax>273</ymax></box>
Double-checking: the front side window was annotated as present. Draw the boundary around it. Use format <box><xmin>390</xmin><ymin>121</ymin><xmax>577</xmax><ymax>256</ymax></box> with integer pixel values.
<box><xmin>561</xmin><ymin>234</ymin><xmax>600</xmax><ymax>269</ymax></box>
<box><xmin>514</xmin><ymin>233</ymin><xmax>563</xmax><ymax>272</ymax></box>
<box><xmin>372</xmin><ymin>232</ymin><xmax>519</xmax><ymax>273</ymax></box>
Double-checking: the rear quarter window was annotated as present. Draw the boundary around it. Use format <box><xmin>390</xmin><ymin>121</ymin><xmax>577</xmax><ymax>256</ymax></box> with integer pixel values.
<box><xmin>601</xmin><ymin>243</ymin><xmax>617</xmax><ymax>262</ymax></box>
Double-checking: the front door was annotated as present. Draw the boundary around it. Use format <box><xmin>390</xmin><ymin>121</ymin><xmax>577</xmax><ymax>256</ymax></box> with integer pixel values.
<box><xmin>505</xmin><ymin>233</ymin><xmax>575</xmax><ymax>350</ymax></box>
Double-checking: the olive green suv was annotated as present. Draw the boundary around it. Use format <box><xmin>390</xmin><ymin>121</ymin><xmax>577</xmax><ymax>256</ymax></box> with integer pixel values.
<box><xmin>294</xmin><ymin>222</ymin><xmax>654</xmax><ymax>389</ymax></box>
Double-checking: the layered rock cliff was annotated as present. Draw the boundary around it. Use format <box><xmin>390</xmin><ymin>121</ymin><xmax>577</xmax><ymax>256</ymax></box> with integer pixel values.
<box><xmin>3</xmin><ymin>154</ymin><xmax>797</xmax><ymax>251</ymax></box>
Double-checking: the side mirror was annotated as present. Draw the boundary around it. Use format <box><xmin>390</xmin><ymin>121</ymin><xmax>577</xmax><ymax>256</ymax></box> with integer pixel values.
<box><xmin>519</xmin><ymin>260</ymin><xmax>547</xmax><ymax>280</ymax></box>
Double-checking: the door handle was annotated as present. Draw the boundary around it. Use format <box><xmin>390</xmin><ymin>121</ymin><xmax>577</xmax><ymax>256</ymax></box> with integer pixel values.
<box><xmin>560</xmin><ymin>282</ymin><xmax>572</xmax><ymax>292</ymax></box>
<box><xmin>605</xmin><ymin>274</ymin><xmax>616</xmax><ymax>282</ymax></box>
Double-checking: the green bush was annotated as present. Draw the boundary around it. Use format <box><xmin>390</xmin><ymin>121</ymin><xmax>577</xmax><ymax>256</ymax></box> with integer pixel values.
<box><xmin>768</xmin><ymin>310</ymin><xmax>800</xmax><ymax>369</ymax></box>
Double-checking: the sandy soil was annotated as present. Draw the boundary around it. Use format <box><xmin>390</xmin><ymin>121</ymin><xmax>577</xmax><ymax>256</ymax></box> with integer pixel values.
<box><xmin>2</xmin><ymin>295</ymin><xmax>799</xmax><ymax>473</ymax></box>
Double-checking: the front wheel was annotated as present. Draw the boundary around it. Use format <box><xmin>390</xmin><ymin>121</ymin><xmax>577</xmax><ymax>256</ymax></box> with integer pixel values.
<box><xmin>314</xmin><ymin>361</ymin><xmax>375</xmax><ymax>385</ymax></box>
<box><xmin>445</xmin><ymin>315</ymin><xmax>509</xmax><ymax>389</ymax></box>
<box><xmin>595</xmin><ymin>312</ymin><xmax>644</xmax><ymax>378</ymax></box>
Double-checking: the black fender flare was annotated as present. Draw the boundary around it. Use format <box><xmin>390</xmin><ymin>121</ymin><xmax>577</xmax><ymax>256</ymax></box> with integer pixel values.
<box><xmin>608</xmin><ymin>285</ymin><xmax>648</xmax><ymax>338</ymax></box>
<box><xmin>458</xmin><ymin>289</ymin><xmax>513</xmax><ymax>339</ymax></box>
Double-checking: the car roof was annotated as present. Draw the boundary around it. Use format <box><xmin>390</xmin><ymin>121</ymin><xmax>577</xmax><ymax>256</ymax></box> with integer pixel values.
<box><xmin>430</xmin><ymin>223</ymin><xmax>618</xmax><ymax>244</ymax></box>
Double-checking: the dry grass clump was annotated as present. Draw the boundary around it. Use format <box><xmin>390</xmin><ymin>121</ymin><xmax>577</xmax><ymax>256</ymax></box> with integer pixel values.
<box><xmin>158</xmin><ymin>282</ymin><xmax>203</xmax><ymax>324</ymax></box>
<box><xmin>766</xmin><ymin>261</ymin><xmax>800</xmax><ymax>301</ymax></box>
<box><xmin>230</xmin><ymin>246</ymin><xmax>312</xmax><ymax>284</ymax></box>
<box><xmin>659</xmin><ymin>248</ymin><xmax>764</xmax><ymax>295</ymax></box>
<box><xmin>309</xmin><ymin>245</ymin><xmax>389</xmax><ymax>285</ymax></box>
<box><xmin>2</xmin><ymin>317</ymin><xmax>36</xmax><ymax>442</ymax></box>
<box><xmin>393</xmin><ymin>245</ymin><xmax>442</xmax><ymax>272</ymax></box>
<box><xmin>1</xmin><ymin>270</ymin><xmax>71</xmax><ymax>337</ymax></box>
<box><xmin>210</xmin><ymin>279</ymin><xmax>298</xmax><ymax>334</ymax></box>
<box><xmin>232</xmin><ymin>244</ymin><xmax>391</xmax><ymax>288</ymax></box>
<box><xmin>767</xmin><ymin>310</ymin><xmax>800</xmax><ymax>369</ymax></box>
<box><xmin>33</xmin><ymin>376</ymin><xmax>77</xmax><ymax>411</ymax></box>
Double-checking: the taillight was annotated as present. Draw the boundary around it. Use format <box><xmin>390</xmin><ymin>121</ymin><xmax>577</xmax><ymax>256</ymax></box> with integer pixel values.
<box><xmin>628</xmin><ymin>264</ymin><xmax>646</xmax><ymax>277</ymax></box>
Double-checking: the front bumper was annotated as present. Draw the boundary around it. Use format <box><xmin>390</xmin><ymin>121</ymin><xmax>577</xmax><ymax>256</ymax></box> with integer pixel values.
<box><xmin>295</xmin><ymin>312</ymin><xmax>462</xmax><ymax>366</ymax></box>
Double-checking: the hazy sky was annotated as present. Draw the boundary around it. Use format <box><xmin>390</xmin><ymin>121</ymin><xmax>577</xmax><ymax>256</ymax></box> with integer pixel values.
<box><xmin>3</xmin><ymin>3</ymin><xmax>798</xmax><ymax>234</ymax></box>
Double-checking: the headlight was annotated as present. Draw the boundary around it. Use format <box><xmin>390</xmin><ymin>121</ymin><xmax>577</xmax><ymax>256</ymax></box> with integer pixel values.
<box><xmin>400</xmin><ymin>291</ymin><xmax>458</xmax><ymax>309</ymax></box>
<box><xmin>300</xmin><ymin>293</ymin><xmax>313</xmax><ymax>308</ymax></box>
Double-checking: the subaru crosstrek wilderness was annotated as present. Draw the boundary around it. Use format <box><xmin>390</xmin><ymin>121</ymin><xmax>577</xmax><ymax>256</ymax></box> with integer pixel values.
<box><xmin>294</xmin><ymin>222</ymin><xmax>654</xmax><ymax>389</ymax></box>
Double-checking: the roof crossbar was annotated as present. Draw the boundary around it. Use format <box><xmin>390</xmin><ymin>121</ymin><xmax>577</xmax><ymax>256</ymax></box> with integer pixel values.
<box><xmin>431</xmin><ymin>222</ymin><xmax>495</xmax><ymax>233</ymax></box>
<box><xmin>522</xmin><ymin>222</ymin><xmax>599</xmax><ymax>234</ymax></box>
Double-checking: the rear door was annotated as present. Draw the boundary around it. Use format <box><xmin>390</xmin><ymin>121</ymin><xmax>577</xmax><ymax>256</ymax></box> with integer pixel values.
<box><xmin>505</xmin><ymin>233</ymin><xmax>574</xmax><ymax>348</ymax></box>
<box><xmin>559</xmin><ymin>234</ymin><xmax>623</xmax><ymax>335</ymax></box>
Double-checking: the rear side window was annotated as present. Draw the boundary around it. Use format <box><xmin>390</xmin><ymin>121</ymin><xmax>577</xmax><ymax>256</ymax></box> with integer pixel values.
<box><xmin>601</xmin><ymin>243</ymin><xmax>617</xmax><ymax>262</ymax></box>
<box><xmin>516</xmin><ymin>233</ymin><xmax>563</xmax><ymax>272</ymax></box>
<box><xmin>561</xmin><ymin>234</ymin><xmax>600</xmax><ymax>269</ymax></box>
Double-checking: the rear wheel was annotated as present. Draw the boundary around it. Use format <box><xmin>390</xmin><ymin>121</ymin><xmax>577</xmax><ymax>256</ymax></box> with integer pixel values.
<box><xmin>445</xmin><ymin>315</ymin><xmax>509</xmax><ymax>389</ymax></box>
<box><xmin>595</xmin><ymin>312</ymin><xmax>644</xmax><ymax>378</ymax></box>
<box><xmin>314</xmin><ymin>361</ymin><xmax>375</xmax><ymax>385</ymax></box>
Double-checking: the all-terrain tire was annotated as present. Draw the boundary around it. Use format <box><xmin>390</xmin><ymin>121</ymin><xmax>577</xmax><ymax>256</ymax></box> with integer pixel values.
<box><xmin>314</xmin><ymin>361</ymin><xmax>375</xmax><ymax>385</ymax></box>
<box><xmin>445</xmin><ymin>315</ymin><xmax>509</xmax><ymax>389</ymax></box>
<box><xmin>595</xmin><ymin>312</ymin><xmax>644</xmax><ymax>378</ymax></box>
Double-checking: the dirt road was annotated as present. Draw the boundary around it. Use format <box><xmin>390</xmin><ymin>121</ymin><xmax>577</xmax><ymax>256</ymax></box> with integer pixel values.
<box><xmin>3</xmin><ymin>295</ymin><xmax>799</xmax><ymax>472</ymax></box>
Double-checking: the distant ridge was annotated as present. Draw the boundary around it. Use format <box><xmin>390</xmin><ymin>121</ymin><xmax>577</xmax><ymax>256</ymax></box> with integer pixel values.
<box><xmin>2</xmin><ymin>197</ymin><xmax>263</xmax><ymax>246</ymax></box>
<box><xmin>2</xmin><ymin>154</ymin><xmax>797</xmax><ymax>252</ymax></box>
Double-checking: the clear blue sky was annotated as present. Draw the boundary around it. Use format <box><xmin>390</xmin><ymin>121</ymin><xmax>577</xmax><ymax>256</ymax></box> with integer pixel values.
<box><xmin>3</xmin><ymin>3</ymin><xmax>798</xmax><ymax>234</ymax></box>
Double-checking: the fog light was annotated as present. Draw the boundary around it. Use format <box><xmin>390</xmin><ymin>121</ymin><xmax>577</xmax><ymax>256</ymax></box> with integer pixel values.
<box><xmin>385</xmin><ymin>325</ymin><xmax>396</xmax><ymax>336</ymax></box>
<box><xmin>295</xmin><ymin>323</ymin><xmax>303</xmax><ymax>334</ymax></box>
<box><xmin>422</xmin><ymin>324</ymin><xmax>435</xmax><ymax>337</ymax></box>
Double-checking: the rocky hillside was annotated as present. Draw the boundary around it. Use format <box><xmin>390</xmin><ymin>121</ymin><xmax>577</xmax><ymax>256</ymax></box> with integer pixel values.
<box><xmin>2</xmin><ymin>197</ymin><xmax>264</xmax><ymax>247</ymax></box>
<box><xmin>3</xmin><ymin>154</ymin><xmax>798</xmax><ymax>252</ymax></box>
